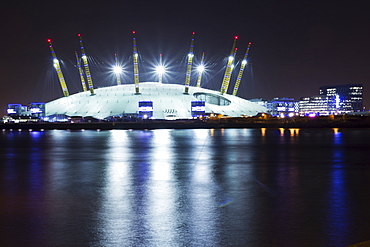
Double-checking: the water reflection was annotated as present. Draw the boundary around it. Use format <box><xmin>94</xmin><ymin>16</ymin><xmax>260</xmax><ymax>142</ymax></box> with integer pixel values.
<box><xmin>98</xmin><ymin>129</ymin><xmax>224</xmax><ymax>245</ymax></box>
<box><xmin>325</xmin><ymin>128</ymin><xmax>350</xmax><ymax>245</ymax></box>
<box><xmin>289</xmin><ymin>128</ymin><xmax>300</xmax><ymax>136</ymax></box>
<box><xmin>1</xmin><ymin>128</ymin><xmax>370</xmax><ymax>246</ymax></box>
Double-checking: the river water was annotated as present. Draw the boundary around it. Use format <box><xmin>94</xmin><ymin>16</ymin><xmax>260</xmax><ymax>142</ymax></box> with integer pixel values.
<box><xmin>1</xmin><ymin>128</ymin><xmax>370</xmax><ymax>246</ymax></box>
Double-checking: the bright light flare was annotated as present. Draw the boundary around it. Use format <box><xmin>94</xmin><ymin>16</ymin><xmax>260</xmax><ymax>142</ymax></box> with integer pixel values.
<box><xmin>197</xmin><ymin>64</ymin><xmax>205</xmax><ymax>73</ymax></box>
<box><xmin>242</xmin><ymin>59</ymin><xmax>248</xmax><ymax>65</ymax></box>
<box><xmin>156</xmin><ymin>65</ymin><xmax>166</xmax><ymax>75</ymax></box>
<box><xmin>113</xmin><ymin>65</ymin><xmax>123</xmax><ymax>74</ymax></box>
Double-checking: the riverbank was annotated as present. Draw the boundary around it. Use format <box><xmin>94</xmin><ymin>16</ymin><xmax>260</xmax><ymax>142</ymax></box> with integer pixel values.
<box><xmin>2</xmin><ymin>115</ymin><xmax>370</xmax><ymax>130</ymax></box>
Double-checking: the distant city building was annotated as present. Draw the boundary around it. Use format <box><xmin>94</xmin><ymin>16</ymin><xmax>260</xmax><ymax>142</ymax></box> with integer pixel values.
<box><xmin>255</xmin><ymin>84</ymin><xmax>364</xmax><ymax>117</ymax></box>
<box><xmin>7</xmin><ymin>102</ymin><xmax>46</xmax><ymax>118</ymax></box>
<box><xmin>265</xmin><ymin>98</ymin><xmax>299</xmax><ymax>117</ymax></box>
<box><xmin>319</xmin><ymin>84</ymin><xmax>363</xmax><ymax>113</ymax></box>
<box><xmin>29</xmin><ymin>103</ymin><xmax>46</xmax><ymax>117</ymax></box>
<box><xmin>300</xmin><ymin>84</ymin><xmax>363</xmax><ymax>116</ymax></box>
<box><xmin>299</xmin><ymin>95</ymin><xmax>329</xmax><ymax>116</ymax></box>
<box><xmin>7</xmin><ymin>104</ymin><xmax>29</xmax><ymax>117</ymax></box>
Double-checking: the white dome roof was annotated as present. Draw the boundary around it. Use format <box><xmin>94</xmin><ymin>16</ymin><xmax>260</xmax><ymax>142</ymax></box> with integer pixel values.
<box><xmin>45</xmin><ymin>82</ymin><xmax>267</xmax><ymax>119</ymax></box>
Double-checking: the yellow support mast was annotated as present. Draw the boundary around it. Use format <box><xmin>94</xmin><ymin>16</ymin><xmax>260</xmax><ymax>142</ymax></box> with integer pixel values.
<box><xmin>231</xmin><ymin>47</ymin><xmax>238</xmax><ymax>72</ymax></box>
<box><xmin>184</xmin><ymin>32</ymin><xmax>195</xmax><ymax>94</ymax></box>
<box><xmin>220</xmin><ymin>36</ymin><xmax>238</xmax><ymax>95</ymax></box>
<box><xmin>132</xmin><ymin>31</ymin><xmax>140</xmax><ymax>94</ymax></box>
<box><xmin>232</xmin><ymin>42</ymin><xmax>252</xmax><ymax>96</ymax></box>
<box><xmin>78</xmin><ymin>34</ymin><xmax>94</xmax><ymax>95</ymax></box>
<box><xmin>158</xmin><ymin>53</ymin><xmax>164</xmax><ymax>84</ymax></box>
<box><xmin>196</xmin><ymin>52</ymin><xmax>205</xmax><ymax>87</ymax></box>
<box><xmin>75</xmin><ymin>51</ymin><xmax>87</xmax><ymax>92</ymax></box>
<box><xmin>47</xmin><ymin>39</ymin><xmax>69</xmax><ymax>97</ymax></box>
<box><xmin>114</xmin><ymin>54</ymin><xmax>122</xmax><ymax>85</ymax></box>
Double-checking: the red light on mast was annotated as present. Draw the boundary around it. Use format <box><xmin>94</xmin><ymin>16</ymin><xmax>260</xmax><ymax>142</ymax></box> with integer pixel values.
<box><xmin>249</xmin><ymin>42</ymin><xmax>252</xmax><ymax>45</ymax></box>
<box><xmin>192</xmin><ymin>32</ymin><xmax>195</xmax><ymax>35</ymax></box>
<box><xmin>132</xmin><ymin>31</ymin><xmax>136</xmax><ymax>34</ymax></box>
<box><xmin>234</xmin><ymin>36</ymin><xmax>238</xmax><ymax>40</ymax></box>
<box><xmin>78</xmin><ymin>33</ymin><xmax>81</xmax><ymax>37</ymax></box>
<box><xmin>47</xmin><ymin>39</ymin><xmax>51</xmax><ymax>42</ymax></box>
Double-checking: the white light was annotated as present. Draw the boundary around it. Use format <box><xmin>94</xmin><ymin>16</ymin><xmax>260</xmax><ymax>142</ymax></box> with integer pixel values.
<box><xmin>197</xmin><ymin>64</ymin><xmax>205</xmax><ymax>73</ymax></box>
<box><xmin>188</xmin><ymin>53</ymin><xmax>194</xmax><ymax>58</ymax></box>
<box><xmin>53</xmin><ymin>58</ymin><xmax>59</xmax><ymax>64</ymax></box>
<box><xmin>82</xmin><ymin>55</ymin><xmax>87</xmax><ymax>60</ymax></box>
<box><xmin>242</xmin><ymin>59</ymin><xmax>247</xmax><ymax>65</ymax></box>
<box><xmin>192</xmin><ymin>106</ymin><xmax>205</xmax><ymax>111</ymax></box>
<box><xmin>113</xmin><ymin>65</ymin><xmax>123</xmax><ymax>74</ymax></box>
<box><xmin>228</xmin><ymin>56</ymin><xmax>234</xmax><ymax>61</ymax></box>
<box><xmin>156</xmin><ymin>65</ymin><xmax>165</xmax><ymax>75</ymax></box>
<box><xmin>30</xmin><ymin>108</ymin><xmax>42</xmax><ymax>113</ymax></box>
<box><xmin>139</xmin><ymin>106</ymin><xmax>153</xmax><ymax>111</ymax></box>
<box><xmin>335</xmin><ymin>94</ymin><xmax>340</xmax><ymax>109</ymax></box>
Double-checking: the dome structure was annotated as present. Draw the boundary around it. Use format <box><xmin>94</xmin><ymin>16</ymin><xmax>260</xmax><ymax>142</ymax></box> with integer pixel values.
<box><xmin>45</xmin><ymin>82</ymin><xmax>267</xmax><ymax>120</ymax></box>
<box><xmin>43</xmin><ymin>33</ymin><xmax>268</xmax><ymax>120</ymax></box>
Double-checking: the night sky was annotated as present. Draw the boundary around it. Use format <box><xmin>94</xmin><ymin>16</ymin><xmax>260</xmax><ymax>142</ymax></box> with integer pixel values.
<box><xmin>1</xmin><ymin>0</ymin><xmax>369</xmax><ymax>115</ymax></box>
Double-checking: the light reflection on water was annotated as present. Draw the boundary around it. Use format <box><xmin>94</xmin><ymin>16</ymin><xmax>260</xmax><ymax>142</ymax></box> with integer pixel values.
<box><xmin>1</xmin><ymin>128</ymin><xmax>370</xmax><ymax>246</ymax></box>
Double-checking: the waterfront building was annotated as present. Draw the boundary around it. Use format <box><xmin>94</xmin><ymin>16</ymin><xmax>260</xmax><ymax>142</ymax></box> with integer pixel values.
<box><xmin>7</xmin><ymin>103</ymin><xmax>46</xmax><ymax>119</ymax></box>
<box><xmin>265</xmin><ymin>97</ymin><xmax>299</xmax><ymax>117</ymax></box>
<box><xmin>299</xmin><ymin>84</ymin><xmax>363</xmax><ymax>116</ymax></box>
<box><xmin>319</xmin><ymin>84</ymin><xmax>363</xmax><ymax>113</ymax></box>
<box><xmin>7</xmin><ymin>104</ymin><xmax>28</xmax><ymax>117</ymax></box>
<box><xmin>299</xmin><ymin>95</ymin><xmax>329</xmax><ymax>116</ymax></box>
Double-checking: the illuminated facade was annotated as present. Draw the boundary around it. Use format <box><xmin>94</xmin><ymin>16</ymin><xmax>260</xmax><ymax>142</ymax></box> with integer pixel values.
<box><xmin>265</xmin><ymin>98</ymin><xmax>299</xmax><ymax>117</ymax></box>
<box><xmin>45</xmin><ymin>83</ymin><xmax>267</xmax><ymax>120</ymax></box>
<box><xmin>299</xmin><ymin>96</ymin><xmax>329</xmax><ymax>116</ymax></box>
<box><xmin>300</xmin><ymin>84</ymin><xmax>363</xmax><ymax>115</ymax></box>
<box><xmin>7</xmin><ymin>103</ymin><xmax>45</xmax><ymax>118</ymax></box>
<box><xmin>319</xmin><ymin>84</ymin><xmax>363</xmax><ymax>113</ymax></box>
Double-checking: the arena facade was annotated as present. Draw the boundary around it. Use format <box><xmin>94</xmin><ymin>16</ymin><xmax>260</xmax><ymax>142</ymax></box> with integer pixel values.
<box><xmin>45</xmin><ymin>82</ymin><xmax>267</xmax><ymax>120</ymax></box>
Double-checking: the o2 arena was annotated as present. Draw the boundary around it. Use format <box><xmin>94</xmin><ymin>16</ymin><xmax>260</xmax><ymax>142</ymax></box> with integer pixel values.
<box><xmin>44</xmin><ymin>32</ymin><xmax>267</xmax><ymax>120</ymax></box>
